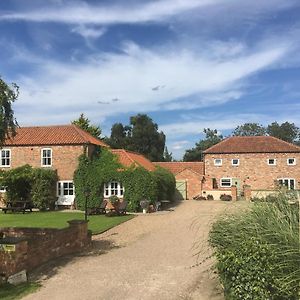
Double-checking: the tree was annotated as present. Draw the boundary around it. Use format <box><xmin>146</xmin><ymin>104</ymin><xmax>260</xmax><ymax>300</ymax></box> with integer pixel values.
<box><xmin>163</xmin><ymin>147</ymin><xmax>173</xmax><ymax>162</ymax></box>
<box><xmin>106</xmin><ymin>114</ymin><xmax>166</xmax><ymax>161</ymax></box>
<box><xmin>267</xmin><ymin>122</ymin><xmax>300</xmax><ymax>144</ymax></box>
<box><xmin>0</xmin><ymin>77</ymin><xmax>19</xmax><ymax>144</ymax></box>
<box><xmin>233</xmin><ymin>123</ymin><xmax>266</xmax><ymax>136</ymax></box>
<box><xmin>183</xmin><ymin>128</ymin><xmax>223</xmax><ymax>161</ymax></box>
<box><xmin>72</xmin><ymin>113</ymin><xmax>101</xmax><ymax>139</ymax></box>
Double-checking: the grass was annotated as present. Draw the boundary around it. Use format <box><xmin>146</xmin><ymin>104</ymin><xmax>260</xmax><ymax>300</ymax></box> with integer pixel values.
<box><xmin>0</xmin><ymin>211</ymin><xmax>134</xmax><ymax>234</ymax></box>
<box><xmin>0</xmin><ymin>283</ymin><xmax>41</xmax><ymax>300</ymax></box>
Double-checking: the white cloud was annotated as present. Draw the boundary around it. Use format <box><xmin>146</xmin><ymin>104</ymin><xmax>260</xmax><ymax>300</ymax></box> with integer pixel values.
<box><xmin>13</xmin><ymin>40</ymin><xmax>289</xmax><ymax>125</ymax></box>
<box><xmin>71</xmin><ymin>25</ymin><xmax>106</xmax><ymax>39</ymax></box>
<box><xmin>171</xmin><ymin>140</ymin><xmax>190</xmax><ymax>150</ymax></box>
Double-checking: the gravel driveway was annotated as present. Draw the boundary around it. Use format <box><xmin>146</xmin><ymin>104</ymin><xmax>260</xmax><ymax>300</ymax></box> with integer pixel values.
<box><xmin>23</xmin><ymin>200</ymin><xmax>236</xmax><ymax>300</ymax></box>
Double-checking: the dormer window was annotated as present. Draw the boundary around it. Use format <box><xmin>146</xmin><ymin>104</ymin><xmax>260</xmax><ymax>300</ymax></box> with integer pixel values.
<box><xmin>268</xmin><ymin>158</ymin><xmax>276</xmax><ymax>165</ymax></box>
<box><xmin>232</xmin><ymin>159</ymin><xmax>239</xmax><ymax>166</ymax></box>
<box><xmin>214</xmin><ymin>159</ymin><xmax>222</xmax><ymax>166</ymax></box>
<box><xmin>41</xmin><ymin>148</ymin><xmax>52</xmax><ymax>167</ymax></box>
<box><xmin>287</xmin><ymin>158</ymin><xmax>296</xmax><ymax>165</ymax></box>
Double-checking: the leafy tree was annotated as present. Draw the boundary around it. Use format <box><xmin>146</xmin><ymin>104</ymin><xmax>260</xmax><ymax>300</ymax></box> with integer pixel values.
<box><xmin>233</xmin><ymin>123</ymin><xmax>266</xmax><ymax>136</ymax></box>
<box><xmin>163</xmin><ymin>147</ymin><xmax>173</xmax><ymax>162</ymax></box>
<box><xmin>72</xmin><ymin>113</ymin><xmax>102</xmax><ymax>139</ymax></box>
<box><xmin>183</xmin><ymin>129</ymin><xmax>223</xmax><ymax>161</ymax></box>
<box><xmin>0</xmin><ymin>77</ymin><xmax>19</xmax><ymax>144</ymax></box>
<box><xmin>267</xmin><ymin>122</ymin><xmax>300</xmax><ymax>144</ymax></box>
<box><xmin>106</xmin><ymin>114</ymin><xmax>166</xmax><ymax>161</ymax></box>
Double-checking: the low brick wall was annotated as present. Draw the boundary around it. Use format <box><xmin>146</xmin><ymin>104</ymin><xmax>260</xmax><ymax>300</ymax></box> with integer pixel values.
<box><xmin>0</xmin><ymin>220</ymin><xmax>91</xmax><ymax>278</ymax></box>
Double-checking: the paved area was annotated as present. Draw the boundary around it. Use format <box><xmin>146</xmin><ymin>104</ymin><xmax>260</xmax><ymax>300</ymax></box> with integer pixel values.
<box><xmin>24</xmin><ymin>201</ymin><xmax>239</xmax><ymax>300</ymax></box>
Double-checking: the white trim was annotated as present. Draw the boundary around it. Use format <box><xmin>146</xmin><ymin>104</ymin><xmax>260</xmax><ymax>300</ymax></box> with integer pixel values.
<box><xmin>56</xmin><ymin>180</ymin><xmax>75</xmax><ymax>206</ymax></box>
<box><xmin>287</xmin><ymin>158</ymin><xmax>296</xmax><ymax>166</ymax></box>
<box><xmin>220</xmin><ymin>178</ymin><xmax>232</xmax><ymax>188</ymax></box>
<box><xmin>0</xmin><ymin>186</ymin><xmax>7</xmax><ymax>193</ymax></box>
<box><xmin>231</xmin><ymin>159</ymin><xmax>239</xmax><ymax>166</ymax></box>
<box><xmin>214</xmin><ymin>158</ymin><xmax>222</xmax><ymax>166</ymax></box>
<box><xmin>41</xmin><ymin>148</ymin><xmax>52</xmax><ymax>167</ymax></box>
<box><xmin>0</xmin><ymin>149</ymin><xmax>11</xmax><ymax>167</ymax></box>
<box><xmin>267</xmin><ymin>158</ymin><xmax>276</xmax><ymax>166</ymax></box>
<box><xmin>278</xmin><ymin>178</ymin><xmax>296</xmax><ymax>190</ymax></box>
<box><xmin>104</xmin><ymin>181</ymin><xmax>124</xmax><ymax>198</ymax></box>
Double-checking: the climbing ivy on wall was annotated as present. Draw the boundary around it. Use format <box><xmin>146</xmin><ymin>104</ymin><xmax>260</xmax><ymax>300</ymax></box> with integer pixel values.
<box><xmin>73</xmin><ymin>148</ymin><xmax>176</xmax><ymax>212</ymax></box>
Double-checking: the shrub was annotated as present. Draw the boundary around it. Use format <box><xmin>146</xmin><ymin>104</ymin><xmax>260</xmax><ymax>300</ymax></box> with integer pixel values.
<box><xmin>220</xmin><ymin>194</ymin><xmax>232</xmax><ymax>201</ymax></box>
<box><xmin>209</xmin><ymin>192</ymin><xmax>300</xmax><ymax>299</ymax></box>
<box><xmin>153</xmin><ymin>167</ymin><xmax>176</xmax><ymax>201</ymax></box>
<box><xmin>207</xmin><ymin>194</ymin><xmax>214</xmax><ymax>200</ymax></box>
<box><xmin>31</xmin><ymin>168</ymin><xmax>58</xmax><ymax>210</ymax></box>
<box><xmin>109</xmin><ymin>195</ymin><xmax>120</xmax><ymax>206</ymax></box>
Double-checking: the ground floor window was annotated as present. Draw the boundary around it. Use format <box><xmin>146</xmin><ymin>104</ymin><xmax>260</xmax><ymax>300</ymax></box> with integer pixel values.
<box><xmin>57</xmin><ymin>181</ymin><xmax>74</xmax><ymax>196</ymax></box>
<box><xmin>278</xmin><ymin>178</ymin><xmax>296</xmax><ymax>190</ymax></box>
<box><xmin>220</xmin><ymin>178</ymin><xmax>232</xmax><ymax>188</ymax></box>
<box><xmin>104</xmin><ymin>181</ymin><xmax>124</xmax><ymax>197</ymax></box>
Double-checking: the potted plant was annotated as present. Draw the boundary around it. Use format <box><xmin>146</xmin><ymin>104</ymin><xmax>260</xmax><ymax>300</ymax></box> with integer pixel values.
<box><xmin>140</xmin><ymin>199</ymin><xmax>150</xmax><ymax>214</ymax></box>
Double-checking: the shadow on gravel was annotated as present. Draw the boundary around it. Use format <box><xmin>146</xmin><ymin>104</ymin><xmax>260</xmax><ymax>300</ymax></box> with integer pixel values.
<box><xmin>28</xmin><ymin>239</ymin><xmax>121</xmax><ymax>282</ymax></box>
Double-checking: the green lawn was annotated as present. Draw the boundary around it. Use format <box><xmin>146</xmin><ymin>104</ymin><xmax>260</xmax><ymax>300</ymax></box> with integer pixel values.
<box><xmin>0</xmin><ymin>283</ymin><xmax>41</xmax><ymax>300</ymax></box>
<box><xmin>0</xmin><ymin>211</ymin><xmax>134</xmax><ymax>234</ymax></box>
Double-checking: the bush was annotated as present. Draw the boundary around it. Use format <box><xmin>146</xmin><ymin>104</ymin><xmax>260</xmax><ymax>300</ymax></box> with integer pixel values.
<box><xmin>209</xmin><ymin>192</ymin><xmax>300</xmax><ymax>299</ymax></box>
<box><xmin>207</xmin><ymin>194</ymin><xmax>214</xmax><ymax>200</ymax></box>
<box><xmin>109</xmin><ymin>195</ymin><xmax>120</xmax><ymax>206</ymax></box>
<box><xmin>31</xmin><ymin>168</ymin><xmax>58</xmax><ymax>210</ymax></box>
<box><xmin>0</xmin><ymin>165</ymin><xmax>58</xmax><ymax>210</ymax></box>
<box><xmin>220</xmin><ymin>194</ymin><xmax>232</xmax><ymax>201</ymax></box>
<box><xmin>153</xmin><ymin>167</ymin><xmax>176</xmax><ymax>201</ymax></box>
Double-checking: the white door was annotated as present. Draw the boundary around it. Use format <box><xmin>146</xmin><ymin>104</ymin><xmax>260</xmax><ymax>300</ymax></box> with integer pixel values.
<box><xmin>56</xmin><ymin>181</ymin><xmax>75</xmax><ymax>205</ymax></box>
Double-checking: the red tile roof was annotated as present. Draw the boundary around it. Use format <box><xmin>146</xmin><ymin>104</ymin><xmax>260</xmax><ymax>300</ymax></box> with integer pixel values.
<box><xmin>3</xmin><ymin>125</ymin><xmax>109</xmax><ymax>147</ymax></box>
<box><xmin>154</xmin><ymin>162</ymin><xmax>204</xmax><ymax>175</ymax></box>
<box><xmin>204</xmin><ymin>136</ymin><xmax>300</xmax><ymax>154</ymax></box>
<box><xmin>111</xmin><ymin>149</ymin><xmax>156</xmax><ymax>171</ymax></box>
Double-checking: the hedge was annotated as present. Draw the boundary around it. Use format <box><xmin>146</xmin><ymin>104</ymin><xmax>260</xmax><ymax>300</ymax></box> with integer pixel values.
<box><xmin>209</xmin><ymin>192</ymin><xmax>299</xmax><ymax>299</ymax></box>
<box><xmin>0</xmin><ymin>165</ymin><xmax>58</xmax><ymax>210</ymax></box>
<box><xmin>73</xmin><ymin>148</ymin><xmax>176</xmax><ymax>211</ymax></box>
<box><xmin>153</xmin><ymin>166</ymin><xmax>176</xmax><ymax>201</ymax></box>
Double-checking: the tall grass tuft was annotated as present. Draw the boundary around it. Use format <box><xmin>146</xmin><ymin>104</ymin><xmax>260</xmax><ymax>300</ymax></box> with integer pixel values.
<box><xmin>209</xmin><ymin>191</ymin><xmax>300</xmax><ymax>300</ymax></box>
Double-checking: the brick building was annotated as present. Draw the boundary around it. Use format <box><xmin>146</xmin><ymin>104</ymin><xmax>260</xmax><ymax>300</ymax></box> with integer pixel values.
<box><xmin>202</xmin><ymin>136</ymin><xmax>300</xmax><ymax>199</ymax></box>
<box><xmin>0</xmin><ymin>125</ymin><xmax>108</xmax><ymax>206</ymax></box>
<box><xmin>154</xmin><ymin>162</ymin><xmax>204</xmax><ymax>200</ymax></box>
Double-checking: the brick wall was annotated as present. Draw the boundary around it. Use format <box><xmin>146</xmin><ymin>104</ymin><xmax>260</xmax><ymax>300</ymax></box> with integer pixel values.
<box><xmin>0</xmin><ymin>220</ymin><xmax>91</xmax><ymax>278</ymax></box>
<box><xmin>175</xmin><ymin>169</ymin><xmax>202</xmax><ymax>200</ymax></box>
<box><xmin>0</xmin><ymin>144</ymin><xmax>92</xmax><ymax>180</ymax></box>
<box><xmin>204</xmin><ymin>152</ymin><xmax>300</xmax><ymax>191</ymax></box>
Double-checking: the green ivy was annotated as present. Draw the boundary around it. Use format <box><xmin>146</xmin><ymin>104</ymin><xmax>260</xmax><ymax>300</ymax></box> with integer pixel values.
<box><xmin>153</xmin><ymin>166</ymin><xmax>176</xmax><ymax>201</ymax></box>
<box><xmin>73</xmin><ymin>148</ymin><xmax>176</xmax><ymax>212</ymax></box>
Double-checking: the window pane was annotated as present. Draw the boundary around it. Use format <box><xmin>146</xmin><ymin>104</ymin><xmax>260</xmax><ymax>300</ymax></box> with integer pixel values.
<box><xmin>290</xmin><ymin>180</ymin><xmax>295</xmax><ymax>190</ymax></box>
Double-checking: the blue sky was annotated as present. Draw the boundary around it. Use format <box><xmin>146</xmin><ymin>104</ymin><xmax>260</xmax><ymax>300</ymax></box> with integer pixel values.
<box><xmin>0</xmin><ymin>0</ymin><xmax>300</xmax><ymax>159</ymax></box>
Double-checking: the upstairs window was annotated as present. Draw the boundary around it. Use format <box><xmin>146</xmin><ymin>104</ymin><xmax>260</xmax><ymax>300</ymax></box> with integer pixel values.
<box><xmin>268</xmin><ymin>158</ymin><xmax>276</xmax><ymax>165</ymax></box>
<box><xmin>214</xmin><ymin>159</ymin><xmax>222</xmax><ymax>166</ymax></box>
<box><xmin>41</xmin><ymin>148</ymin><xmax>52</xmax><ymax>167</ymax></box>
<box><xmin>220</xmin><ymin>178</ymin><xmax>232</xmax><ymax>188</ymax></box>
<box><xmin>0</xmin><ymin>149</ymin><xmax>11</xmax><ymax>167</ymax></box>
<box><xmin>287</xmin><ymin>158</ymin><xmax>296</xmax><ymax>166</ymax></box>
<box><xmin>104</xmin><ymin>181</ymin><xmax>124</xmax><ymax>198</ymax></box>
<box><xmin>231</xmin><ymin>159</ymin><xmax>239</xmax><ymax>166</ymax></box>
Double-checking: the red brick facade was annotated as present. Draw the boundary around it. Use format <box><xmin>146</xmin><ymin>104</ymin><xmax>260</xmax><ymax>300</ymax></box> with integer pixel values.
<box><xmin>204</xmin><ymin>152</ymin><xmax>300</xmax><ymax>192</ymax></box>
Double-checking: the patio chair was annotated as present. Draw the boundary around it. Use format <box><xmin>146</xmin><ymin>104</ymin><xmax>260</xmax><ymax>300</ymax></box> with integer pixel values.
<box><xmin>117</xmin><ymin>200</ymin><xmax>128</xmax><ymax>215</ymax></box>
<box><xmin>96</xmin><ymin>200</ymin><xmax>108</xmax><ymax>214</ymax></box>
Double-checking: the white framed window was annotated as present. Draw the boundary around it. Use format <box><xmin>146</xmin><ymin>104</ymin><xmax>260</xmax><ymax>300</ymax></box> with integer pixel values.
<box><xmin>41</xmin><ymin>148</ymin><xmax>52</xmax><ymax>167</ymax></box>
<box><xmin>104</xmin><ymin>181</ymin><xmax>124</xmax><ymax>198</ymax></box>
<box><xmin>57</xmin><ymin>181</ymin><xmax>74</xmax><ymax>196</ymax></box>
<box><xmin>231</xmin><ymin>159</ymin><xmax>239</xmax><ymax>166</ymax></box>
<box><xmin>220</xmin><ymin>178</ymin><xmax>232</xmax><ymax>188</ymax></box>
<box><xmin>278</xmin><ymin>178</ymin><xmax>296</xmax><ymax>190</ymax></box>
<box><xmin>268</xmin><ymin>158</ymin><xmax>276</xmax><ymax>165</ymax></box>
<box><xmin>0</xmin><ymin>149</ymin><xmax>11</xmax><ymax>167</ymax></box>
<box><xmin>287</xmin><ymin>158</ymin><xmax>296</xmax><ymax>166</ymax></box>
<box><xmin>214</xmin><ymin>159</ymin><xmax>222</xmax><ymax>166</ymax></box>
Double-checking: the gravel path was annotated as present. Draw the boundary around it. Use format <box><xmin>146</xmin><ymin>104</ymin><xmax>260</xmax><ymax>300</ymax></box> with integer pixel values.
<box><xmin>24</xmin><ymin>201</ymin><xmax>236</xmax><ymax>300</ymax></box>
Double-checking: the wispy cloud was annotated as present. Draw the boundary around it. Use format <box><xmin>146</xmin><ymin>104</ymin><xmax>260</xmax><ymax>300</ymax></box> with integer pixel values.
<box><xmin>71</xmin><ymin>25</ymin><xmax>106</xmax><ymax>39</ymax></box>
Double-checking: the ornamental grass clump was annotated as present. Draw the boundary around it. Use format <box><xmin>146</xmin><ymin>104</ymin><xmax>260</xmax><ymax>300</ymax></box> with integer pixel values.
<box><xmin>209</xmin><ymin>191</ymin><xmax>300</xmax><ymax>300</ymax></box>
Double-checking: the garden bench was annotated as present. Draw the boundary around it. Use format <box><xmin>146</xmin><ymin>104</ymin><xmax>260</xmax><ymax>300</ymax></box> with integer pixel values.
<box><xmin>87</xmin><ymin>200</ymin><xmax>108</xmax><ymax>215</ymax></box>
<box><xmin>2</xmin><ymin>201</ymin><xmax>33</xmax><ymax>214</ymax></box>
<box><xmin>160</xmin><ymin>200</ymin><xmax>171</xmax><ymax>210</ymax></box>
<box><xmin>117</xmin><ymin>200</ymin><xmax>127</xmax><ymax>215</ymax></box>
